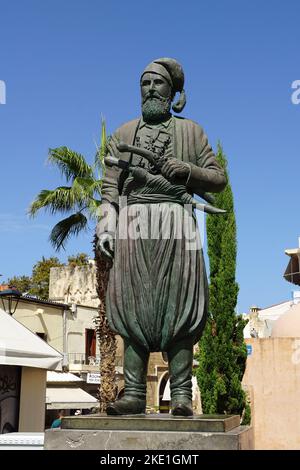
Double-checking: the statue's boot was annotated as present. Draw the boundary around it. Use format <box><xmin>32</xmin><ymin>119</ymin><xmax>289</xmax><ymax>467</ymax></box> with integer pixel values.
<box><xmin>106</xmin><ymin>340</ymin><xmax>149</xmax><ymax>416</ymax></box>
<box><xmin>106</xmin><ymin>396</ymin><xmax>146</xmax><ymax>415</ymax></box>
<box><xmin>171</xmin><ymin>398</ymin><xmax>193</xmax><ymax>416</ymax></box>
<box><xmin>167</xmin><ymin>340</ymin><xmax>194</xmax><ymax>417</ymax></box>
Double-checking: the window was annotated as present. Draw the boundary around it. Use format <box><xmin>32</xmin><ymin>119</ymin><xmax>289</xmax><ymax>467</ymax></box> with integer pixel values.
<box><xmin>85</xmin><ymin>329</ymin><xmax>96</xmax><ymax>358</ymax></box>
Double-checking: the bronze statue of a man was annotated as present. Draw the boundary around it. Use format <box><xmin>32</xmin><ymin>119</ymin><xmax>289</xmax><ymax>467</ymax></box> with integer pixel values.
<box><xmin>97</xmin><ymin>58</ymin><xmax>226</xmax><ymax>416</ymax></box>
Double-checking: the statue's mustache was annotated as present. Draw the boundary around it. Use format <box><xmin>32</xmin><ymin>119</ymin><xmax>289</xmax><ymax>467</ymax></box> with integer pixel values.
<box><xmin>142</xmin><ymin>92</ymin><xmax>165</xmax><ymax>103</ymax></box>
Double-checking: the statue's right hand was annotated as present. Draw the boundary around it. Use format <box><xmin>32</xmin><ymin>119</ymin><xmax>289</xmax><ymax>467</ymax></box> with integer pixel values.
<box><xmin>97</xmin><ymin>232</ymin><xmax>115</xmax><ymax>260</ymax></box>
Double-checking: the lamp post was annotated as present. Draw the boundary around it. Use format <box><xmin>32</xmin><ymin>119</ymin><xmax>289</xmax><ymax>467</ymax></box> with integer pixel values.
<box><xmin>0</xmin><ymin>288</ymin><xmax>22</xmax><ymax>315</ymax></box>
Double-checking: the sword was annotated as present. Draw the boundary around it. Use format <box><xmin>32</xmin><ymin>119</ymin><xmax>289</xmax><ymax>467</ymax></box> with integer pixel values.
<box><xmin>104</xmin><ymin>143</ymin><xmax>226</xmax><ymax>215</ymax></box>
<box><xmin>117</xmin><ymin>142</ymin><xmax>216</xmax><ymax>205</ymax></box>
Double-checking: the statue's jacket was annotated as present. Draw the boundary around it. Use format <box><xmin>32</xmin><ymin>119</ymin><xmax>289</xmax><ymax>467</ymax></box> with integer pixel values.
<box><xmin>101</xmin><ymin>116</ymin><xmax>226</xmax><ymax>352</ymax></box>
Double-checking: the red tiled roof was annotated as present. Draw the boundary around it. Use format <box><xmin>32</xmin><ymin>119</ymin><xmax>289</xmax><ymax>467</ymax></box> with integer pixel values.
<box><xmin>0</xmin><ymin>285</ymin><xmax>9</xmax><ymax>291</ymax></box>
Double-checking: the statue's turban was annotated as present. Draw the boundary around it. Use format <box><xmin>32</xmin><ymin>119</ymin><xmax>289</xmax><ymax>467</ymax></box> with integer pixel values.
<box><xmin>141</xmin><ymin>57</ymin><xmax>186</xmax><ymax>113</ymax></box>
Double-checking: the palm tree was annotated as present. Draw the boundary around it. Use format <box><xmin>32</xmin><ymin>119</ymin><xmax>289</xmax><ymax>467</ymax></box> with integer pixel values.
<box><xmin>29</xmin><ymin>122</ymin><xmax>117</xmax><ymax>412</ymax></box>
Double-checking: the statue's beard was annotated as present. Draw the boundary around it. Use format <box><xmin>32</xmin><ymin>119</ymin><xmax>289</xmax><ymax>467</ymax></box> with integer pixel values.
<box><xmin>142</xmin><ymin>95</ymin><xmax>172</xmax><ymax>124</ymax></box>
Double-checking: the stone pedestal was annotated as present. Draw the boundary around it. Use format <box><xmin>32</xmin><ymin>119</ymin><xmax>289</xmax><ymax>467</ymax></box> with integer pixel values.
<box><xmin>44</xmin><ymin>414</ymin><xmax>253</xmax><ymax>450</ymax></box>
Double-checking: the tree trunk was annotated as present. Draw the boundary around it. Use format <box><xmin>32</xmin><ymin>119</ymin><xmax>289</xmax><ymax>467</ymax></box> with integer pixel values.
<box><xmin>94</xmin><ymin>235</ymin><xmax>117</xmax><ymax>412</ymax></box>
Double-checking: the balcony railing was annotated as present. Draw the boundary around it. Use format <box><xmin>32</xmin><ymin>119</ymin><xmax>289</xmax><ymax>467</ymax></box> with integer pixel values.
<box><xmin>67</xmin><ymin>353</ymin><xmax>123</xmax><ymax>368</ymax></box>
<box><xmin>68</xmin><ymin>353</ymin><xmax>100</xmax><ymax>366</ymax></box>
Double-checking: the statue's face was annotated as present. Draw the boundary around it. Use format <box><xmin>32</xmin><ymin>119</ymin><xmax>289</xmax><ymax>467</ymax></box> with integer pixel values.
<box><xmin>141</xmin><ymin>72</ymin><xmax>173</xmax><ymax>123</ymax></box>
<box><xmin>141</xmin><ymin>72</ymin><xmax>172</xmax><ymax>102</ymax></box>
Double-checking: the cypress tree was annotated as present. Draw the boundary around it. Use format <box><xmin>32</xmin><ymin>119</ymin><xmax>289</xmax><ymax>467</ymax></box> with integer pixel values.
<box><xmin>196</xmin><ymin>143</ymin><xmax>250</xmax><ymax>424</ymax></box>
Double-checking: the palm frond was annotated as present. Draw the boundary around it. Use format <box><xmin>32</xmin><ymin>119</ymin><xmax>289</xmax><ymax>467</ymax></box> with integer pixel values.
<box><xmin>86</xmin><ymin>198</ymin><xmax>102</xmax><ymax>219</ymax></box>
<box><xmin>29</xmin><ymin>187</ymin><xmax>85</xmax><ymax>217</ymax></box>
<box><xmin>31</xmin><ymin>136</ymin><xmax>105</xmax><ymax>250</ymax></box>
<box><xmin>49</xmin><ymin>212</ymin><xmax>88</xmax><ymax>251</ymax></box>
<box><xmin>48</xmin><ymin>147</ymin><xmax>93</xmax><ymax>182</ymax></box>
<box><xmin>72</xmin><ymin>177</ymin><xmax>102</xmax><ymax>200</ymax></box>
<box><xmin>95</xmin><ymin>119</ymin><xmax>108</xmax><ymax>177</ymax></box>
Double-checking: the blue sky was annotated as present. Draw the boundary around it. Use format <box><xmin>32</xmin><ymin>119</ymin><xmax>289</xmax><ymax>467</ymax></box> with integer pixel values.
<box><xmin>0</xmin><ymin>0</ymin><xmax>299</xmax><ymax>312</ymax></box>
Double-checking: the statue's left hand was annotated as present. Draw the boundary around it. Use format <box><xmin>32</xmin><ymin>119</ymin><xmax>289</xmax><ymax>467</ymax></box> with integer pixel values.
<box><xmin>161</xmin><ymin>158</ymin><xmax>190</xmax><ymax>184</ymax></box>
<box><xmin>97</xmin><ymin>232</ymin><xmax>114</xmax><ymax>260</ymax></box>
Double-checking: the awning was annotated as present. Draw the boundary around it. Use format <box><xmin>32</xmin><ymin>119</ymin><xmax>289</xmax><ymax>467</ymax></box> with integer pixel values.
<box><xmin>0</xmin><ymin>308</ymin><xmax>62</xmax><ymax>370</ymax></box>
<box><xmin>47</xmin><ymin>371</ymin><xmax>83</xmax><ymax>383</ymax></box>
<box><xmin>284</xmin><ymin>255</ymin><xmax>300</xmax><ymax>285</ymax></box>
<box><xmin>162</xmin><ymin>376</ymin><xmax>199</xmax><ymax>401</ymax></box>
<box><xmin>46</xmin><ymin>387</ymin><xmax>98</xmax><ymax>410</ymax></box>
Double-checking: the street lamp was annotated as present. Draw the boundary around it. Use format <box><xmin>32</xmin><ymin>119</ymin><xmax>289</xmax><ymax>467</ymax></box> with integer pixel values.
<box><xmin>0</xmin><ymin>288</ymin><xmax>22</xmax><ymax>315</ymax></box>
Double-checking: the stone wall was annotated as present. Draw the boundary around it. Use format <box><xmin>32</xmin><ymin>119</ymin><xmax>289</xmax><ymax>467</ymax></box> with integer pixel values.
<box><xmin>49</xmin><ymin>264</ymin><xmax>99</xmax><ymax>308</ymax></box>
<box><xmin>243</xmin><ymin>338</ymin><xmax>300</xmax><ymax>449</ymax></box>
